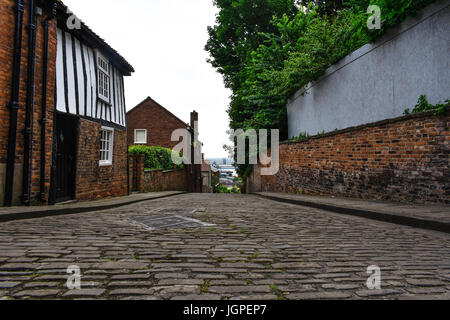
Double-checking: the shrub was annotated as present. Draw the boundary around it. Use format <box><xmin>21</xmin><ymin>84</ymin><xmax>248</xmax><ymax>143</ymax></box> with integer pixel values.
<box><xmin>213</xmin><ymin>184</ymin><xmax>241</xmax><ymax>194</ymax></box>
<box><xmin>404</xmin><ymin>95</ymin><xmax>450</xmax><ymax>116</ymax></box>
<box><xmin>128</xmin><ymin>145</ymin><xmax>183</xmax><ymax>170</ymax></box>
<box><xmin>290</xmin><ymin>132</ymin><xmax>311</xmax><ymax>142</ymax></box>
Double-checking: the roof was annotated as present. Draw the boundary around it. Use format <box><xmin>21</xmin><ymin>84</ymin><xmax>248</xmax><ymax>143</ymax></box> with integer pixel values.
<box><xmin>127</xmin><ymin>97</ymin><xmax>190</xmax><ymax>129</ymax></box>
<box><xmin>51</xmin><ymin>0</ymin><xmax>134</xmax><ymax>75</ymax></box>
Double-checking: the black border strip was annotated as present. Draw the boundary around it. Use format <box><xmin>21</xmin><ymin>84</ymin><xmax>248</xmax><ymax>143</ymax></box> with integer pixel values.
<box><xmin>253</xmin><ymin>194</ymin><xmax>450</xmax><ymax>234</ymax></box>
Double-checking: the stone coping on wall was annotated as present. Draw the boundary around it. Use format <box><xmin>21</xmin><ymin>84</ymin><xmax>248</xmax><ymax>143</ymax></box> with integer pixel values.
<box><xmin>282</xmin><ymin>108</ymin><xmax>449</xmax><ymax>146</ymax></box>
<box><xmin>144</xmin><ymin>168</ymin><xmax>185</xmax><ymax>173</ymax></box>
<box><xmin>288</xmin><ymin>0</ymin><xmax>450</xmax><ymax>103</ymax></box>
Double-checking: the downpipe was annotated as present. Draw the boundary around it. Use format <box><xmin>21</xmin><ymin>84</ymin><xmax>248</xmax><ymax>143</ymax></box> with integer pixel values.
<box><xmin>22</xmin><ymin>0</ymin><xmax>39</xmax><ymax>205</ymax></box>
<box><xmin>39</xmin><ymin>1</ymin><xmax>57</xmax><ymax>203</ymax></box>
<box><xmin>4</xmin><ymin>0</ymin><xmax>25</xmax><ymax>207</ymax></box>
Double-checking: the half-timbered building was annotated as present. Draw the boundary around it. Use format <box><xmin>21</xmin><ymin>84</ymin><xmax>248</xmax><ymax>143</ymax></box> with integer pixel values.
<box><xmin>0</xmin><ymin>0</ymin><xmax>134</xmax><ymax>206</ymax></box>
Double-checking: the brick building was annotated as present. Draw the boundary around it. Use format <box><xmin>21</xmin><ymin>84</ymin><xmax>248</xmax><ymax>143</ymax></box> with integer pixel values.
<box><xmin>0</xmin><ymin>0</ymin><xmax>134</xmax><ymax>206</ymax></box>
<box><xmin>126</xmin><ymin>97</ymin><xmax>191</xmax><ymax>149</ymax></box>
<box><xmin>127</xmin><ymin>97</ymin><xmax>203</xmax><ymax>192</ymax></box>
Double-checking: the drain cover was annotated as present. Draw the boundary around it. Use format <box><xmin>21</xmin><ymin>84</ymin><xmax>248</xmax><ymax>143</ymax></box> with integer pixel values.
<box><xmin>130</xmin><ymin>215</ymin><xmax>214</xmax><ymax>231</ymax></box>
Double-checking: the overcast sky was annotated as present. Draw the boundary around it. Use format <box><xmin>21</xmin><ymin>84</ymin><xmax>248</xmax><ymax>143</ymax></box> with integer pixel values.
<box><xmin>63</xmin><ymin>0</ymin><xmax>231</xmax><ymax>158</ymax></box>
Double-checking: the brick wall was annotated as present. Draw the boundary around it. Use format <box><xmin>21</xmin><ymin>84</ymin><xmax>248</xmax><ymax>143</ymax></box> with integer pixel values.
<box><xmin>129</xmin><ymin>155</ymin><xmax>187</xmax><ymax>193</ymax></box>
<box><xmin>129</xmin><ymin>154</ymin><xmax>144</xmax><ymax>193</ymax></box>
<box><xmin>0</xmin><ymin>0</ymin><xmax>57</xmax><ymax>205</ymax></box>
<box><xmin>76</xmin><ymin>118</ymin><xmax>128</xmax><ymax>201</ymax></box>
<box><xmin>143</xmin><ymin>168</ymin><xmax>187</xmax><ymax>192</ymax></box>
<box><xmin>253</xmin><ymin>111</ymin><xmax>450</xmax><ymax>204</ymax></box>
<box><xmin>126</xmin><ymin>97</ymin><xmax>188</xmax><ymax>149</ymax></box>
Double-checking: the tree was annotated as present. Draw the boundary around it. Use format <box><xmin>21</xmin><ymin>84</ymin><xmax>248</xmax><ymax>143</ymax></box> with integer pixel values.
<box><xmin>205</xmin><ymin>0</ymin><xmax>298</xmax><ymax>92</ymax></box>
<box><xmin>298</xmin><ymin>0</ymin><xmax>345</xmax><ymax>15</ymax></box>
<box><xmin>206</xmin><ymin>0</ymin><xmax>438</xmax><ymax>180</ymax></box>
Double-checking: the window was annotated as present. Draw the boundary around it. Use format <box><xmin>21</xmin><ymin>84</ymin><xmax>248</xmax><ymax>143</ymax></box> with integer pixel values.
<box><xmin>97</xmin><ymin>52</ymin><xmax>110</xmax><ymax>103</ymax></box>
<box><xmin>99</xmin><ymin>127</ymin><xmax>114</xmax><ymax>166</ymax></box>
<box><xmin>134</xmin><ymin>129</ymin><xmax>147</xmax><ymax>144</ymax></box>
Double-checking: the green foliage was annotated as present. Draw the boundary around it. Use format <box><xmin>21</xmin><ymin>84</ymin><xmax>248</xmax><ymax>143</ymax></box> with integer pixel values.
<box><xmin>205</xmin><ymin>0</ymin><xmax>299</xmax><ymax>91</ymax></box>
<box><xmin>404</xmin><ymin>95</ymin><xmax>450</xmax><ymax>116</ymax></box>
<box><xmin>128</xmin><ymin>145</ymin><xmax>183</xmax><ymax>170</ymax></box>
<box><xmin>206</xmin><ymin>0</ymin><xmax>438</xmax><ymax>178</ymax></box>
<box><xmin>213</xmin><ymin>184</ymin><xmax>241</xmax><ymax>194</ymax></box>
<box><xmin>289</xmin><ymin>132</ymin><xmax>310</xmax><ymax>141</ymax></box>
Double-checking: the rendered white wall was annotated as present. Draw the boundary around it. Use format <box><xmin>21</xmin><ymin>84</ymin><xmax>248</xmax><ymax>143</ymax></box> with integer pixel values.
<box><xmin>287</xmin><ymin>1</ymin><xmax>450</xmax><ymax>138</ymax></box>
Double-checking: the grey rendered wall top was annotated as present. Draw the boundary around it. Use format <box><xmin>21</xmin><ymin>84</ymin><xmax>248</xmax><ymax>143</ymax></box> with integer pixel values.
<box><xmin>287</xmin><ymin>0</ymin><xmax>450</xmax><ymax>138</ymax></box>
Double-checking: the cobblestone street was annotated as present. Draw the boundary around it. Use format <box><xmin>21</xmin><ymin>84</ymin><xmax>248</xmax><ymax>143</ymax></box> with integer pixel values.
<box><xmin>0</xmin><ymin>194</ymin><xmax>449</xmax><ymax>300</ymax></box>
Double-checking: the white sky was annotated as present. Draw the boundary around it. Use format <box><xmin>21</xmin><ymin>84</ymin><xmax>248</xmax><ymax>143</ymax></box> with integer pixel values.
<box><xmin>63</xmin><ymin>0</ymin><xmax>231</xmax><ymax>158</ymax></box>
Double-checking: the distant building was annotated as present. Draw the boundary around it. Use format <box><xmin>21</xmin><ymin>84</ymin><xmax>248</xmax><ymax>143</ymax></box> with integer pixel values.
<box><xmin>201</xmin><ymin>155</ymin><xmax>213</xmax><ymax>193</ymax></box>
<box><xmin>126</xmin><ymin>97</ymin><xmax>203</xmax><ymax>193</ymax></box>
<box><xmin>126</xmin><ymin>97</ymin><xmax>189</xmax><ymax>149</ymax></box>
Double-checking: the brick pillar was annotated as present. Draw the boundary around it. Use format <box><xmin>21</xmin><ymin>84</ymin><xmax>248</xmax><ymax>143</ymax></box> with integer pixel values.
<box><xmin>129</xmin><ymin>155</ymin><xmax>145</xmax><ymax>192</ymax></box>
<box><xmin>247</xmin><ymin>164</ymin><xmax>261</xmax><ymax>193</ymax></box>
<box><xmin>128</xmin><ymin>155</ymin><xmax>134</xmax><ymax>192</ymax></box>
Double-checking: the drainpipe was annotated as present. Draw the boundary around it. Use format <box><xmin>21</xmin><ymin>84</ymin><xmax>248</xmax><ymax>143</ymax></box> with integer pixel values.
<box><xmin>4</xmin><ymin>0</ymin><xmax>25</xmax><ymax>207</ymax></box>
<box><xmin>22</xmin><ymin>0</ymin><xmax>38</xmax><ymax>206</ymax></box>
<box><xmin>39</xmin><ymin>1</ymin><xmax>57</xmax><ymax>203</ymax></box>
<box><xmin>190</xmin><ymin>111</ymin><xmax>199</xmax><ymax>193</ymax></box>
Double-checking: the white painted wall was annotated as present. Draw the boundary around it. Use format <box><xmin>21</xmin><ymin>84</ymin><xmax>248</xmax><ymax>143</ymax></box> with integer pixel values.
<box><xmin>56</xmin><ymin>28</ymin><xmax>127</xmax><ymax>126</ymax></box>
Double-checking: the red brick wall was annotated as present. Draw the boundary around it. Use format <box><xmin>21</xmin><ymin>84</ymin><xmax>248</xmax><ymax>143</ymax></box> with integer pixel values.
<box><xmin>0</xmin><ymin>0</ymin><xmax>57</xmax><ymax>205</ymax></box>
<box><xmin>0</xmin><ymin>0</ymin><xmax>15</xmax><ymax>163</ymax></box>
<box><xmin>128</xmin><ymin>154</ymin><xmax>187</xmax><ymax>193</ymax></box>
<box><xmin>126</xmin><ymin>97</ymin><xmax>187</xmax><ymax>149</ymax></box>
<box><xmin>76</xmin><ymin>119</ymin><xmax>128</xmax><ymax>201</ymax></box>
<box><xmin>143</xmin><ymin>168</ymin><xmax>187</xmax><ymax>192</ymax></box>
<box><xmin>128</xmin><ymin>154</ymin><xmax>144</xmax><ymax>192</ymax></box>
<box><xmin>255</xmin><ymin>111</ymin><xmax>450</xmax><ymax>204</ymax></box>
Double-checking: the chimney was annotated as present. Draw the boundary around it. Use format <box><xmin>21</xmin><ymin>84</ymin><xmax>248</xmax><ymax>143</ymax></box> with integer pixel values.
<box><xmin>190</xmin><ymin>110</ymin><xmax>198</xmax><ymax>128</ymax></box>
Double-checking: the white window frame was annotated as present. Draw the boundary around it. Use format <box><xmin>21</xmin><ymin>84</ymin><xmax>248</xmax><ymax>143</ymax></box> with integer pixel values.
<box><xmin>96</xmin><ymin>51</ymin><xmax>111</xmax><ymax>103</ymax></box>
<box><xmin>134</xmin><ymin>129</ymin><xmax>147</xmax><ymax>144</ymax></box>
<box><xmin>99</xmin><ymin>126</ymin><xmax>114</xmax><ymax>166</ymax></box>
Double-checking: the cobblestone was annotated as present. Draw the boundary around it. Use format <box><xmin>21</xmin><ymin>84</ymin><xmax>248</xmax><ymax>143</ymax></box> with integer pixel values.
<box><xmin>0</xmin><ymin>282</ymin><xmax>20</xmax><ymax>289</ymax></box>
<box><xmin>0</xmin><ymin>194</ymin><xmax>448</xmax><ymax>300</ymax></box>
<box><xmin>62</xmin><ymin>289</ymin><xmax>106</xmax><ymax>298</ymax></box>
<box><xmin>109</xmin><ymin>288</ymin><xmax>155</xmax><ymax>296</ymax></box>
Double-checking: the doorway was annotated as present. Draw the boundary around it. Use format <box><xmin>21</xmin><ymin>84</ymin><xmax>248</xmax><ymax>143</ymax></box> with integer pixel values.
<box><xmin>54</xmin><ymin>113</ymin><xmax>78</xmax><ymax>203</ymax></box>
